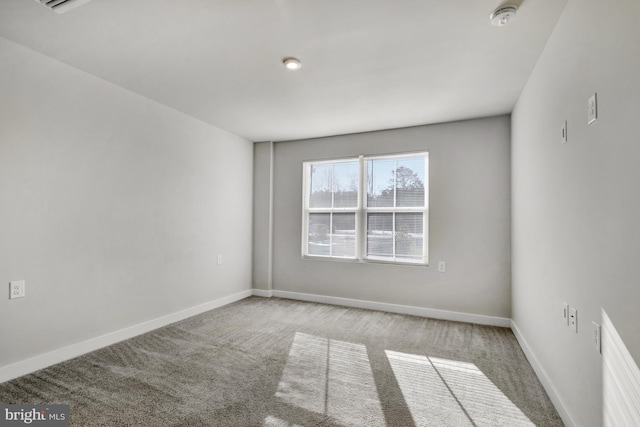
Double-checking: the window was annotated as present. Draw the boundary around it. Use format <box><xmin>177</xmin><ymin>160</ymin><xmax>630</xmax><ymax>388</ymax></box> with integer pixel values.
<box><xmin>302</xmin><ymin>151</ymin><xmax>428</xmax><ymax>265</ymax></box>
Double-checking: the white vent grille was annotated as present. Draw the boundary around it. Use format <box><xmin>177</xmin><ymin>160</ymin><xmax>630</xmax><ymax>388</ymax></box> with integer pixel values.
<box><xmin>35</xmin><ymin>0</ymin><xmax>92</xmax><ymax>14</ymax></box>
<box><xmin>603</xmin><ymin>310</ymin><xmax>640</xmax><ymax>426</ymax></box>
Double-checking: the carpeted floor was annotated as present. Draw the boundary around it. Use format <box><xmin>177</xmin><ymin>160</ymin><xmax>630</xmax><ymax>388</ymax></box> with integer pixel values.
<box><xmin>0</xmin><ymin>297</ymin><xmax>563</xmax><ymax>426</ymax></box>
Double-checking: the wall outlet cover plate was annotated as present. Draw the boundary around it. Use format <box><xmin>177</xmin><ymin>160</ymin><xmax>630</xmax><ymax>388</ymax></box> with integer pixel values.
<box><xmin>588</xmin><ymin>93</ymin><xmax>598</xmax><ymax>124</ymax></box>
<box><xmin>10</xmin><ymin>280</ymin><xmax>26</xmax><ymax>299</ymax></box>
<box><xmin>569</xmin><ymin>307</ymin><xmax>578</xmax><ymax>333</ymax></box>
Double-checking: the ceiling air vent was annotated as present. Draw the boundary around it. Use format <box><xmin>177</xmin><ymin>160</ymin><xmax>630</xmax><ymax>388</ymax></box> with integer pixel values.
<box><xmin>35</xmin><ymin>0</ymin><xmax>92</xmax><ymax>14</ymax></box>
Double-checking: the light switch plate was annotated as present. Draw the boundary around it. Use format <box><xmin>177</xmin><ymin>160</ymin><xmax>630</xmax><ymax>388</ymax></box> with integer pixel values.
<box><xmin>561</xmin><ymin>120</ymin><xmax>568</xmax><ymax>143</ymax></box>
<box><xmin>588</xmin><ymin>93</ymin><xmax>597</xmax><ymax>124</ymax></box>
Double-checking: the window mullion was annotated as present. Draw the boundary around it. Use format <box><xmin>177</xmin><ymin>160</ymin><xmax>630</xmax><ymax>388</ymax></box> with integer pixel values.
<box><xmin>358</xmin><ymin>155</ymin><xmax>365</xmax><ymax>261</ymax></box>
<box><xmin>329</xmin><ymin>212</ymin><xmax>333</xmax><ymax>257</ymax></box>
<box><xmin>392</xmin><ymin>211</ymin><xmax>396</xmax><ymax>261</ymax></box>
<box><xmin>329</xmin><ymin>164</ymin><xmax>334</xmax><ymax>258</ymax></box>
<box><xmin>392</xmin><ymin>159</ymin><xmax>397</xmax><ymax>260</ymax></box>
<box><xmin>393</xmin><ymin>158</ymin><xmax>397</xmax><ymax>208</ymax></box>
<box><xmin>331</xmin><ymin>163</ymin><xmax>335</xmax><ymax>209</ymax></box>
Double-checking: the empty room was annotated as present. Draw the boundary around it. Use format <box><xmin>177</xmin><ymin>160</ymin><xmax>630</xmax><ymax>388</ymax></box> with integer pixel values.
<box><xmin>1</xmin><ymin>0</ymin><xmax>639</xmax><ymax>426</ymax></box>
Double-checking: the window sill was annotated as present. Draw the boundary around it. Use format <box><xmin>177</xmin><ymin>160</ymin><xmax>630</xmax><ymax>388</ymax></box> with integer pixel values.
<box><xmin>301</xmin><ymin>255</ymin><xmax>428</xmax><ymax>267</ymax></box>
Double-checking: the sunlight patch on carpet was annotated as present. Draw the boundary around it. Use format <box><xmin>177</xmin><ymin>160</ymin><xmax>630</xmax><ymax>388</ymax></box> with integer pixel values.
<box><xmin>274</xmin><ymin>332</ymin><xmax>385</xmax><ymax>426</ymax></box>
<box><xmin>262</xmin><ymin>415</ymin><xmax>303</xmax><ymax>427</ymax></box>
<box><xmin>387</xmin><ymin>350</ymin><xmax>535</xmax><ymax>427</ymax></box>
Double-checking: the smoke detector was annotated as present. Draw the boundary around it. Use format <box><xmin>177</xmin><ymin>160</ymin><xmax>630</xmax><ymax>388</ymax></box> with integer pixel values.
<box><xmin>34</xmin><ymin>0</ymin><xmax>92</xmax><ymax>14</ymax></box>
<box><xmin>490</xmin><ymin>5</ymin><xmax>518</xmax><ymax>26</ymax></box>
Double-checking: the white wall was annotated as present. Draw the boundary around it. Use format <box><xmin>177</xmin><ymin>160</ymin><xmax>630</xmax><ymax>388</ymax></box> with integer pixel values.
<box><xmin>265</xmin><ymin>116</ymin><xmax>511</xmax><ymax>319</ymax></box>
<box><xmin>511</xmin><ymin>0</ymin><xmax>640</xmax><ymax>425</ymax></box>
<box><xmin>0</xmin><ymin>37</ymin><xmax>253</xmax><ymax>370</ymax></box>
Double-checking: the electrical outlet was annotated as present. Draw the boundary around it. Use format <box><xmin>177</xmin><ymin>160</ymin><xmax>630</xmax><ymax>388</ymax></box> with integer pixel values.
<box><xmin>569</xmin><ymin>307</ymin><xmax>578</xmax><ymax>333</ymax></box>
<box><xmin>563</xmin><ymin>302</ymin><xmax>569</xmax><ymax>326</ymax></box>
<box><xmin>592</xmin><ymin>321</ymin><xmax>601</xmax><ymax>353</ymax></box>
<box><xmin>588</xmin><ymin>93</ymin><xmax>597</xmax><ymax>124</ymax></box>
<box><xmin>9</xmin><ymin>280</ymin><xmax>26</xmax><ymax>299</ymax></box>
<box><xmin>437</xmin><ymin>261</ymin><xmax>446</xmax><ymax>273</ymax></box>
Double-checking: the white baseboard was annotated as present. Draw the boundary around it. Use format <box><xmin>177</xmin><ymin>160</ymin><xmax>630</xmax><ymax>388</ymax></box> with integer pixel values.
<box><xmin>511</xmin><ymin>320</ymin><xmax>577</xmax><ymax>427</ymax></box>
<box><xmin>0</xmin><ymin>289</ymin><xmax>252</xmax><ymax>384</ymax></box>
<box><xmin>271</xmin><ymin>290</ymin><xmax>511</xmax><ymax>327</ymax></box>
<box><xmin>252</xmin><ymin>288</ymin><xmax>273</xmax><ymax>298</ymax></box>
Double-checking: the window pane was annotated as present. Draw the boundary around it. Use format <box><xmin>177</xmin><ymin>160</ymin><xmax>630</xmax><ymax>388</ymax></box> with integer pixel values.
<box><xmin>309</xmin><ymin>164</ymin><xmax>332</xmax><ymax>208</ymax></box>
<box><xmin>396</xmin><ymin>157</ymin><xmax>425</xmax><ymax>207</ymax></box>
<box><xmin>331</xmin><ymin>213</ymin><xmax>356</xmax><ymax>257</ymax></box>
<box><xmin>308</xmin><ymin>213</ymin><xmax>330</xmax><ymax>256</ymax></box>
<box><xmin>395</xmin><ymin>213</ymin><xmax>423</xmax><ymax>259</ymax></box>
<box><xmin>367</xmin><ymin>159</ymin><xmax>395</xmax><ymax>207</ymax></box>
<box><xmin>333</xmin><ymin>162</ymin><xmax>359</xmax><ymax>208</ymax></box>
<box><xmin>367</xmin><ymin>213</ymin><xmax>393</xmax><ymax>257</ymax></box>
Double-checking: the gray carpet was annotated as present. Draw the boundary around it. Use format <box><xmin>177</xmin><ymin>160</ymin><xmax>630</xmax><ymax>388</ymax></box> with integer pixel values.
<box><xmin>0</xmin><ymin>297</ymin><xmax>563</xmax><ymax>426</ymax></box>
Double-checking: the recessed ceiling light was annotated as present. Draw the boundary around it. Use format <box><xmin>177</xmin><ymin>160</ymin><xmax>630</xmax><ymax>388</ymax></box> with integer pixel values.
<box><xmin>283</xmin><ymin>57</ymin><xmax>302</xmax><ymax>70</ymax></box>
<box><xmin>490</xmin><ymin>5</ymin><xmax>518</xmax><ymax>26</ymax></box>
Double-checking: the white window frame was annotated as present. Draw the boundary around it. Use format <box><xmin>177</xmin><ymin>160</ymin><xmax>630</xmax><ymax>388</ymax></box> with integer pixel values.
<box><xmin>302</xmin><ymin>151</ymin><xmax>429</xmax><ymax>266</ymax></box>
